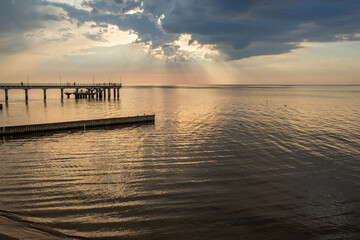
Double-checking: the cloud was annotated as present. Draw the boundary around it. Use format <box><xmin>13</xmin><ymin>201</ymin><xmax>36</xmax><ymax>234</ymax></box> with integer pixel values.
<box><xmin>0</xmin><ymin>0</ymin><xmax>65</xmax><ymax>52</ymax></box>
<box><xmin>1</xmin><ymin>0</ymin><xmax>360</xmax><ymax>61</ymax></box>
<box><xmin>57</xmin><ymin>0</ymin><xmax>360</xmax><ymax>61</ymax></box>
<box><xmin>0</xmin><ymin>0</ymin><xmax>61</xmax><ymax>33</ymax></box>
<box><xmin>149</xmin><ymin>34</ymin><xmax>219</xmax><ymax>62</ymax></box>
<box><xmin>159</xmin><ymin>0</ymin><xmax>360</xmax><ymax>60</ymax></box>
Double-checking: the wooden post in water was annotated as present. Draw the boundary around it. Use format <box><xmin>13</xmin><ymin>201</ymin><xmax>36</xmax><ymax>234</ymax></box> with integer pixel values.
<box><xmin>108</xmin><ymin>88</ymin><xmax>111</xmax><ymax>99</ymax></box>
<box><xmin>5</xmin><ymin>89</ymin><xmax>8</xmax><ymax>102</ymax></box>
<box><xmin>61</xmin><ymin>89</ymin><xmax>64</xmax><ymax>100</ymax></box>
<box><xmin>103</xmin><ymin>88</ymin><xmax>106</xmax><ymax>99</ymax></box>
<box><xmin>43</xmin><ymin>89</ymin><xmax>47</xmax><ymax>101</ymax></box>
<box><xmin>117</xmin><ymin>88</ymin><xmax>120</xmax><ymax>99</ymax></box>
<box><xmin>113</xmin><ymin>88</ymin><xmax>116</xmax><ymax>99</ymax></box>
<box><xmin>25</xmin><ymin>89</ymin><xmax>28</xmax><ymax>101</ymax></box>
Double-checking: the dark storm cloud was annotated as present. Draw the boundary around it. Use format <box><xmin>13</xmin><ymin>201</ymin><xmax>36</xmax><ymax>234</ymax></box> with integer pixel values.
<box><xmin>159</xmin><ymin>0</ymin><xmax>360</xmax><ymax>60</ymax></box>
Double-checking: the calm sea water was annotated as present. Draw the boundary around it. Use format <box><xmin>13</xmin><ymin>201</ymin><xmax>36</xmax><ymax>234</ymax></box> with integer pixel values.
<box><xmin>0</xmin><ymin>85</ymin><xmax>359</xmax><ymax>239</ymax></box>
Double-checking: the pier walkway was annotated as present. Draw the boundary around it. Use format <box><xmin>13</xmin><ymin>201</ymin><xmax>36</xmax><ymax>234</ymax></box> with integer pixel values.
<box><xmin>0</xmin><ymin>83</ymin><xmax>122</xmax><ymax>101</ymax></box>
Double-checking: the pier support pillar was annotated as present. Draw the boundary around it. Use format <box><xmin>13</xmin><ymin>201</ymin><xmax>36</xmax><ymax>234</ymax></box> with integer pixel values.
<box><xmin>75</xmin><ymin>89</ymin><xmax>79</xmax><ymax>99</ymax></box>
<box><xmin>108</xmin><ymin>88</ymin><xmax>111</xmax><ymax>99</ymax></box>
<box><xmin>25</xmin><ymin>89</ymin><xmax>28</xmax><ymax>101</ymax></box>
<box><xmin>99</xmin><ymin>89</ymin><xmax>102</xmax><ymax>99</ymax></box>
<box><xmin>43</xmin><ymin>89</ymin><xmax>47</xmax><ymax>101</ymax></box>
<box><xmin>5</xmin><ymin>89</ymin><xmax>8</xmax><ymax>102</ymax></box>
<box><xmin>117</xmin><ymin>88</ymin><xmax>120</xmax><ymax>99</ymax></box>
<box><xmin>113</xmin><ymin>88</ymin><xmax>116</xmax><ymax>99</ymax></box>
<box><xmin>61</xmin><ymin>89</ymin><xmax>64</xmax><ymax>100</ymax></box>
<box><xmin>103</xmin><ymin>88</ymin><xmax>106</xmax><ymax>99</ymax></box>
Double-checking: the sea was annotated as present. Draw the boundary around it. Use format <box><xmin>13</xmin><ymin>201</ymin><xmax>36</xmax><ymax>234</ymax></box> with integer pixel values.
<box><xmin>0</xmin><ymin>85</ymin><xmax>359</xmax><ymax>239</ymax></box>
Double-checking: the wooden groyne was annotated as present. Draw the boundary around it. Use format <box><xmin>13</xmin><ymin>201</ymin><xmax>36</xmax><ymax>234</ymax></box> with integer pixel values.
<box><xmin>0</xmin><ymin>115</ymin><xmax>154</xmax><ymax>136</ymax></box>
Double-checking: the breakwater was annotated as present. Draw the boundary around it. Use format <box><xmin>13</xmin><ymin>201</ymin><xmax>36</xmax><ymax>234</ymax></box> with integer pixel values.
<box><xmin>1</xmin><ymin>115</ymin><xmax>154</xmax><ymax>136</ymax></box>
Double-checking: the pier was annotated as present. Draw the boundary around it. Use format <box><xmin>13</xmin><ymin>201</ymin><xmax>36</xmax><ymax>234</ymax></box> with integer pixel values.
<box><xmin>0</xmin><ymin>115</ymin><xmax>155</xmax><ymax>136</ymax></box>
<box><xmin>0</xmin><ymin>83</ymin><xmax>122</xmax><ymax>101</ymax></box>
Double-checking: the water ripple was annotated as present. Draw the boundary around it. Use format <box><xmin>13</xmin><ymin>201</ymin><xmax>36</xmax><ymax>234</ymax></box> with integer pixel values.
<box><xmin>0</xmin><ymin>86</ymin><xmax>359</xmax><ymax>239</ymax></box>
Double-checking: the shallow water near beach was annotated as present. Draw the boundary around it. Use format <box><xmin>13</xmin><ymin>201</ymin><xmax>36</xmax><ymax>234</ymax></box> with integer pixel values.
<box><xmin>0</xmin><ymin>85</ymin><xmax>359</xmax><ymax>239</ymax></box>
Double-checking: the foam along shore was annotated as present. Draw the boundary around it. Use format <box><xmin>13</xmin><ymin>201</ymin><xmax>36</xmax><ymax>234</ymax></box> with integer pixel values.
<box><xmin>0</xmin><ymin>115</ymin><xmax>155</xmax><ymax>136</ymax></box>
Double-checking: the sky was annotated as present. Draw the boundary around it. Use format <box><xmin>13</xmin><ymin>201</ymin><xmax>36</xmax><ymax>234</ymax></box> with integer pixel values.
<box><xmin>0</xmin><ymin>0</ymin><xmax>359</xmax><ymax>85</ymax></box>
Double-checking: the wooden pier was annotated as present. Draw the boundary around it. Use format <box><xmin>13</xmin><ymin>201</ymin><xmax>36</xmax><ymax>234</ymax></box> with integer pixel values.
<box><xmin>0</xmin><ymin>83</ymin><xmax>122</xmax><ymax>101</ymax></box>
<box><xmin>0</xmin><ymin>115</ymin><xmax>155</xmax><ymax>136</ymax></box>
